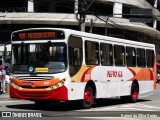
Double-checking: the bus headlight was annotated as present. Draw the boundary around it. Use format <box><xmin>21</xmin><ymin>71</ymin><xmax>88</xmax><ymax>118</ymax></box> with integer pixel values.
<box><xmin>49</xmin><ymin>78</ymin><xmax>66</xmax><ymax>90</ymax></box>
<box><xmin>10</xmin><ymin>82</ymin><xmax>21</xmax><ymax>90</ymax></box>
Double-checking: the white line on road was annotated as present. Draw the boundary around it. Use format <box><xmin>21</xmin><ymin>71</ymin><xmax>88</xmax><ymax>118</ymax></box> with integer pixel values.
<box><xmin>78</xmin><ymin>117</ymin><xmax>138</xmax><ymax>120</ymax></box>
<box><xmin>78</xmin><ymin>103</ymin><xmax>160</xmax><ymax>112</ymax></box>
<box><xmin>135</xmin><ymin>103</ymin><xmax>160</xmax><ymax>110</ymax></box>
<box><xmin>0</xmin><ymin>100</ymin><xmax>27</xmax><ymax>104</ymax></box>
<box><xmin>106</xmin><ymin>107</ymin><xmax>156</xmax><ymax>111</ymax></box>
<box><xmin>139</xmin><ymin>93</ymin><xmax>154</xmax><ymax>98</ymax></box>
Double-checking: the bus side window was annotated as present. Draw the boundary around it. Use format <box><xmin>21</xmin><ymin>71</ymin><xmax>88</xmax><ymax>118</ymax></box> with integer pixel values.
<box><xmin>114</xmin><ymin>45</ymin><xmax>125</xmax><ymax>66</ymax></box>
<box><xmin>126</xmin><ymin>47</ymin><xmax>136</xmax><ymax>67</ymax></box>
<box><xmin>85</xmin><ymin>41</ymin><xmax>99</xmax><ymax>65</ymax></box>
<box><xmin>100</xmin><ymin>43</ymin><xmax>113</xmax><ymax>66</ymax></box>
<box><xmin>68</xmin><ymin>36</ymin><xmax>83</xmax><ymax>77</ymax></box>
<box><xmin>69</xmin><ymin>47</ymin><xmax>81</xmax><ymax>66</ymax></box>
<box><xmin>137</xmin><ymin>48</ymin><xmax>146</xmax><ymax>67</ymax></box>
<box><xmin>146</xmin><ymin>49</ymin><xmax>154</xmax><ymax>67</ymax></box>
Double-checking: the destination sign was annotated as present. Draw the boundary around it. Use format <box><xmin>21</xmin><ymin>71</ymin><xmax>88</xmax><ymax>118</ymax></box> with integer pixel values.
<box><xmin>12</xmin><ymin>30</ymin><xmax>65</xmax><ymax>41</ymax></box>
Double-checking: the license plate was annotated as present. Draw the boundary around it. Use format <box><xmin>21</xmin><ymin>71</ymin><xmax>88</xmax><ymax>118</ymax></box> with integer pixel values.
<box><xmin>22</xmin><ymin>82</ymin><xmax>32</xmax><ymax>86</ymax></box>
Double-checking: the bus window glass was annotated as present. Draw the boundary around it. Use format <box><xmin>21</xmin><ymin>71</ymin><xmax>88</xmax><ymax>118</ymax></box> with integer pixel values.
<box><xmin>85</xmin><ymin>41</ymin><xmax>99</xmax><ymax>65</ymax></box>
<box><xmin>68</xmin><ymin>36</ymin><xmax>83</xmax><ymax>77</ymax></box>
<box><xmin>137</xmin><ymin>48</ymin><xmax>146</xmax><ymax>67</ymax></box>
<box><xmin>100</xmin><ymin>43</ymin><xmax>113</xmax><ymax>66</ymax></box>
<box><xmin>146</xmin><ymin>49</ymin><xmax>154</xmax><ymax>67</ymax></box>
<box><xmin>126</xmin><ymin>47</ymin><xmax>136</xmax><ymax>67</ymax></box>
<box><xmin>114</xmin><ymin>45</ymin><xmax>125</xmax><ymax>66</ymax></box>
<box><xmin>12</xmin><ymin>43</ymin><xmax>67</xmax><ymax>73</ymax></box>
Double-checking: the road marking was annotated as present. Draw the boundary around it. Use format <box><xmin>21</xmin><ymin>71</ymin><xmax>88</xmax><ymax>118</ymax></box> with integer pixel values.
<box><xmin>0</xmin><ymin>101</ymin><xmax>20</xmax><ymax>104</ymax></box>
<box><xmin>117</xmin><ymin>106</ymin><xmax>124</xmax><ymax>108</ymax></box>
<box><xmin>78</xmin><ymin>117</ymin><xmax>133</xmax><ymax>120</ymax></box>
<box><xmin>135</xmin><ymin>103</ymin><xmax>160</xmax><ymax>110</ymax></box>
<box><xmin>78</xmin><ymin>103</ymin><xmax>160</xmax><ymax>112</ymax></box>
<box><xmin>0</xmin><ymin>100</ymin><xmax>27</xmax><ymax>104</ymax></box>
<box><xmin>91</xmin><ymin>108</ymin><xmax>97</xmax><ymax>112</ymax></box>
<box><xmin>112</xmin><ymin>107</ymin><xmax>156</xmax><ymax>111</ymax></box>
<box><xmin>88</xmin><ymin>107</ymin><xmax>154</xmax><ymax>111</ymax></box>
<box><xmin>104</xmin><ymin>103</ymin><xmax>160</xmax><ymax>111</ymax></box>
<box><xmin>139</xmin><ymin>93</ymin><xmax>154</xmax><ymax>98</ymax></box>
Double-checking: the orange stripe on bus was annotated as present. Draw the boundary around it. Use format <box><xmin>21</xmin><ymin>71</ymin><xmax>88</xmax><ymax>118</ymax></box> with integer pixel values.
<box><xmin>81</xmin><ymin>66</ymin><xmax>95</xmax><ymax>82</ymax></box>
<box><xmin>128</xmin><ymin>68</ymin><xmax>154</xmax><ymax>81</ymax></box>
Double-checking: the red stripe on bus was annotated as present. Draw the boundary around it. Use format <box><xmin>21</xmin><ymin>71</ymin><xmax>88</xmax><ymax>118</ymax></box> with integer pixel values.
<box><xmin>81</xmin><ymin>66</ymin><xmax>95</xmax><ymax>82</ymax></box>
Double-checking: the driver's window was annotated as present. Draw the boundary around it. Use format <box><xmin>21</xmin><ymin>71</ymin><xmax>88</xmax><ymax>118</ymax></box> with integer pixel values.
<box><xmin>68</xmin><ymin>36</ymin><xmax>83</xmax><ymax>77</ymax></box>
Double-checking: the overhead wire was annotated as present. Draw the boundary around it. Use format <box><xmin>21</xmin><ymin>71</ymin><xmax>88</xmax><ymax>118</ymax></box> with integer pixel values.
<box><xmin>85</xmin><ymin>6</ymin><xmax>149</xmax><ymax>40</ymax></box>
<box><xmin>30</xmin><ymin>0</ymin><xmax>160</xmax><ymax>40</ymax></box>
<box><xmin>95</xmin><ymin>15</ymin><xmax>143</xmax><ymax>40</ymax></box>
<box><xmin>3</xmin><ymin>0</ymin><xmax>157</xmax><ymax>40</ymax></box>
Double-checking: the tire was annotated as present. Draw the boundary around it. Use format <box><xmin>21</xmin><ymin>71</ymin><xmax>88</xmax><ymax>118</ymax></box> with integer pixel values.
<box><xmin>82</xmin><ymin>87</ymin><xmax>94</xmax><ymax>109</ymax></box>
<box><xmin>129</xmin><ymin>83</ymin><xmax>139</xmax><ymax>103</ymax></box>
<box><xmin>121</xmin><ymin>83</ymin><xmax>139</xmax><ymax>103</ymax></box>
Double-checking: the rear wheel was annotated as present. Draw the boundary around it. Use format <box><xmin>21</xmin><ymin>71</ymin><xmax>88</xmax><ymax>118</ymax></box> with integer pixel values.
<box><xmin>82</xmin><ymin>87</ymin><xmax>94</xmax><ymax>109</ymax></box>
<box><xmin>121</xmin><ymin>83</ymin><xmax>139</xmax><ymax>103</ymax></box>
<box><xmin>130</xmin><ymin>83</ymin><xmax>139</xmax><ymax>103</ymax></box>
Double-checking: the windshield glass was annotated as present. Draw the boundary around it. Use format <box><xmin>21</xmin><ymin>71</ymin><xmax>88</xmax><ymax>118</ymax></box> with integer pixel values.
<box><xmin>11</xmin><ymin>42</ymin><xmax>67</xmax><ymax>74</ymax></box>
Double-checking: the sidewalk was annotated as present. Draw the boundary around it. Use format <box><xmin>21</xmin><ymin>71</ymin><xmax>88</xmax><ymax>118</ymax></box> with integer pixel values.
<box><xmin>0</xmin><ymin>92</ymin><xmax>10</xmax><ymax>101</ymax></box>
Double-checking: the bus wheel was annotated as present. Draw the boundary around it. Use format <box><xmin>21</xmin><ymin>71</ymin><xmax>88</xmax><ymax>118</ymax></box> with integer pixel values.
<box><xmin>130</xmin><ymin>83</ymin><xmax>139</xmax><ymax>103</ymax></box>
<box><xmin>82</xmin><ymin>87</ymin><xmax>94</xmax><ymax>109</ymax></box>
<box><xmin>120</xmin><ymin>83</ymin><xmax>139</xmax><ymax>103</ymax></box>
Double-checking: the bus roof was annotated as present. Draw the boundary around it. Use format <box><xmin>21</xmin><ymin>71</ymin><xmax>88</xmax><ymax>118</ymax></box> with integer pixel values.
<box><xmin>12</xmin><ymin>27</ymin><xmax>155</xmax><ymax>49</ymax></box>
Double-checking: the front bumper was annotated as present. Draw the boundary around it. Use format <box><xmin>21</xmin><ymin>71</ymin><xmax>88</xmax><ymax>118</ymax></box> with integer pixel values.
<box><xmin>10</xmin><ymin>84</ymin><xmax>68</xmax><ymax>101</ymax></box>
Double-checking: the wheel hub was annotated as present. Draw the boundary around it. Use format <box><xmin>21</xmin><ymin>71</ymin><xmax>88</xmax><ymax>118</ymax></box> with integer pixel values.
<box><xmin>84</xmin><ymin>90</ymin><xmax>92</xmax><ymax>104</ymax></box>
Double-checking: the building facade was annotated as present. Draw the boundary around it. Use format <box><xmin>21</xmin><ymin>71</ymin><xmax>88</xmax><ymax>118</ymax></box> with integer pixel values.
<box><xmin>0</xmin><ymin>0</ymin><xmax>160</xmax><ymax>62</ymax></box>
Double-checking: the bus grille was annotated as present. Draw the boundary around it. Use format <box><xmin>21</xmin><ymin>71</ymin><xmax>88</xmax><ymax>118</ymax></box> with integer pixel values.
<box><xmin>15</xmin><ymin>76</ymin><xmax>54</xmax><ymax>81</ymax></box>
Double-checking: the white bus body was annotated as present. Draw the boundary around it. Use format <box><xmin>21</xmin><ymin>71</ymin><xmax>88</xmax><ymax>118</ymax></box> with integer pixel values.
<box><xmin>10</xmin><ymin>28</ymin><xmax>157</xmax><ymax>108</ymax></box>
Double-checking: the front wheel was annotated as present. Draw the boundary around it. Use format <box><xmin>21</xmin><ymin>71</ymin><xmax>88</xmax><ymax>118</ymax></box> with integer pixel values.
<box><xmin>82</xmin><ymin>87</ymin><xmax>94</xmax><ymax>109</ymax></box>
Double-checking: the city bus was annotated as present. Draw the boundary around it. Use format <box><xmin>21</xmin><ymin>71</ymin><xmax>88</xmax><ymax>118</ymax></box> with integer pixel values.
<box><xmin>9</xmin><ymin>28</ymin><xmax>157</xmax><ymax>109</ymax></box>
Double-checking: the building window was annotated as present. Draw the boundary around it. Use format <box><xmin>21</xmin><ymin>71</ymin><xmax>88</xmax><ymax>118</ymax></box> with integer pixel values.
<box><xmin>100</xmin><ymin>43</ymin><xmax>113</xmax><ymax>66</ymax></box>
<box><xmin>0</xmin><ymin>0</ymin><xmax>27</xmax><ymax>12</ymax></box>
<box><xmin>34</xmin><ymin>0</ymin><xmax>74</xmax><ymax>13</ymax></box>
<box><xmin>85</xmin><ymin>41</ymin><xmax>99</xmax><ymax>65</ymax></box>
<box><xmin>88</xmin><ymin>2</ymin><xmax>113</xmax><ymax>15</ymax></box>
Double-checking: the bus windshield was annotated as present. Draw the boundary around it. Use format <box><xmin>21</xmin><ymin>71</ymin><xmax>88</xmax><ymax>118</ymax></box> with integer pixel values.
<box><xmin>11</xmin><ymin>42</ymin><xmax>67</xmax><ymax>74</ymax></box>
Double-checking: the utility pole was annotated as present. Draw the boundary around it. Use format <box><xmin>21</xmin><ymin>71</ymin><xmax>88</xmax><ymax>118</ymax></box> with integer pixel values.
<box><xmin>77</xmin><ymin>0</ymin><xmax>86</xmax><ymax>32</ymax></box>
<box><xmin>75</xmin><ymin>0</ymin><xmax>95</xmax><ymax>32</ymax></box>
<box><xmin>105</xmin><ymin>15</ymin><xmax>112</xmax><ymax>36</ymax></box>
<box><xmin>153</xmin><ymin>0</ymin><xmax>157</xmax><ymax>29</ymax></box>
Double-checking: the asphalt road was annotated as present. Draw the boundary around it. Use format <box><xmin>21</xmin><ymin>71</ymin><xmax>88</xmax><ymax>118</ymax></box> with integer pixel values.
<box><xmin>0</xmin><ymin>84</ymin><xmax>160</xmax><ymax>120</ymax></box>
